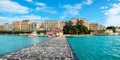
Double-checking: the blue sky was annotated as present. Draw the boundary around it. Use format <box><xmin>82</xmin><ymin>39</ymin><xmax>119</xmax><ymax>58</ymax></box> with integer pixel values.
<box><xmin>0</xmin><ymin>0</ymin><xmax>120</xmax><ymax>26</ymax></box>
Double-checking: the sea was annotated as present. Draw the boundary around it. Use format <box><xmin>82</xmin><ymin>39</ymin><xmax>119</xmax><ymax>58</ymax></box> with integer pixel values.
<box><xmin>67</xmin><ymin>35</ymin><xmax>120</xmax><ymax>60</ymax></box>
<box><xmin>0</xmin><ymin>35</ymin><xmax>47</xmax><ymax>55</ymax></box>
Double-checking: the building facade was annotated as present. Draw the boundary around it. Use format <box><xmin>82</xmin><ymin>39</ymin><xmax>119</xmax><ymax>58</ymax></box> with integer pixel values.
<box><xmin>89</xmin><ymin>23</ymin><xmax>98</xmax><ymax>30</ymax></box>
<box><xmin>59</xmin><ymin>21</ymin><xmax>66</xmax><ymax>30</ymax></box>
<box><xmin>0</xmin><ymin>24</ymin><xmax>4</xmax><ymax>31</ymax></box>
<box><xmin>43</xmin><ymin>20</ymin><xmax>59</xmax><ymax>30</ymax></box>
<box><xmin>21</xmin><ymin>20</ymin><xmax>36</xmax><ymax>31</ymax></box>
<box><xmin>13</xmin><ymin>21</ymin><xmax>21</xmax><ymax>31</ymax></box>
<box><xmin>29</xmin><ymin>22</ymin><xmax>37</xmax><ymax>31</ymax></box>
<box><xmin>97</xmin><ymin>25</ymin><xmax>105</xmax><ymax>30</ymax></box>
<box><xmin>36</xmin><ymin>22</ymin><xmax>42</xmax><ymax>30</ymax></box>
<box><xmin>89</xmin><ymin>23</ymin><xmax>105</xmax><ymax>31</ymax></box>
<box><xmin>4</xmin><ymin>23</ymin><xmax>13</xmax><ymax>31</ymax></box>
<box><xmin>71</xmin><ymin>18</ymin><xmax>89</xmax><ymax>29</ymax></box>
<box><xmin>13</xmin><ymin>20</ymin><xmax>37</xmax><ymax>31</ymax></box>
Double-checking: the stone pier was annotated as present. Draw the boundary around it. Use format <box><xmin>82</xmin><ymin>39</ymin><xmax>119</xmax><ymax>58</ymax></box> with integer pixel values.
<box><xmin>0</xmin><ymin>36</ymin><xmax>76</xmax><ymax>60</ymax></box>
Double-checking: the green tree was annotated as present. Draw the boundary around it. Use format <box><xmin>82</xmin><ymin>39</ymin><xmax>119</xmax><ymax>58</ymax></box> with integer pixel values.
<box><xmin>63</xmin><ymin>19</ymin><xmax>89</xmax><ymax>35</ymax></box>
<box><xmin>70</xmin><ymin>26</ymin><xmax>79</xmax><ymax>35</ymax></box>
<box><xmin>63</xmin><ymin>21</ymin><xmax>73</xmax><ymax>34</ymax></box>
<box><xmin>76</xmin><ymin>20</ymin><xmax>88</xmax><ymax>34</ymax></box>
<box><xmin>76</xmin><ymin>20</ymin><xmax>84</xmax><ymax>25</ymax></box>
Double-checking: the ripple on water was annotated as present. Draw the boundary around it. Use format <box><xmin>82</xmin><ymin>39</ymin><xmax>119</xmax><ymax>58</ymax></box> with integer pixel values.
<box><xmin>67</xmin><ymin>35</ymin><xmax>120</xmax><ymax>60</ymax></box>
<box><xmin>0</xmin><ymin>35</ymin><xmax>47</xmax><ymax>55</ymax></box>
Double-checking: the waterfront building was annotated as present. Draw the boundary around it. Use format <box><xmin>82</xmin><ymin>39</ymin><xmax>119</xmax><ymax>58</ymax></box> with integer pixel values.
<box><xmin>89</xmin><ymin>23</ymin><xmax>105</xmax><ymax>35</ymax></box>
<box><xmin>38</xmin><ymin>23</ymin><xmax>46</xmax><ymax>30</ymax></box>
<box><xmin>71</xmin><ymin>18</ymin><xmax>89</xmax><ymax>29</ymax></box>
<box><xmin>4</xmin><ymin>23</ymin><xmax>13</xmax><ymax>31</ymax></box>
<box><xmin>89</xmin><ymin>23</ymin><xmax>98</xmax><ymax>30</ymax></box>
<box><xmin>21</xmin><ymin>20</ymin><xmax>32</xmax><ymax>31</ymax></box>
<box><xmin>59</xmin><ymin>21</ymin><xmax>66</xmax><ymax>30</ymax></box>
<box><xmin>89</xmin><ymin>23</ymin><xmax>105</xmax><ymax>31</ymax></box>
<box><xmin>43</xmin><ymin>20</ymin><xmax>59</xmax><ymax>30</ymax></box>
<box><xmin>29</xmin><ymin>22</ymin><xmax>37</xmax><ymax>31</ymax></box>
<box><xmin>36</xmin><ymin>22</ymin><xmax>42</xmax><ymax>30</ymax></box>
<box><xmin>21</xmin><ymin>20</ymin><xmax>36</xmax><ymax>31</ymax></box>
<box><xmin>13</xmin><ymin>21</ymin><xmax>21</xmax><ymax>31</ymax></box>
<box><xmin>0</xmin><ymin>24</ymin><xmax>4</xmax><ymax>31</ymax></box>
<box><xmin>97</xmin><ymin>25</ymin><xmax>105</xmax><ymax>30</ymax></box>
<box><xmin>13</xmin><ymin>20</ymin><xmax>37</xmax><ymax>31</ymax></box>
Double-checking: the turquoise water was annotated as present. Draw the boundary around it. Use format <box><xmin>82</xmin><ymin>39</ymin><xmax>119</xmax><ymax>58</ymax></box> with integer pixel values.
<box><xmin>0</xmin><ymin>35</ymin><xmax>47</xmax><ymax>55</ymax></box>
<box><xmin>67</xmin><ymin>36</ymin><xmax>120</xmax><ymax>60</ymax></box>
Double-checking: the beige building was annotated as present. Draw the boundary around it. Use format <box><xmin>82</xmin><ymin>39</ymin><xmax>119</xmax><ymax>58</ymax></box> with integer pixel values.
<box><xmin>21</xmin><ymin>20</ymin><xmax>36</xmax><ymax>31</ymax></box>
<box><xmin>89</xmin><ymin>23</ymin><xmax>98</xmax><ymax>30</ymax></box>
<box><xmin>89</xmin><ymin>23</ymin><xmax>105</xmax><ymax>31</ymax></box>
<box><xmin>36</xmin><ymin>22</ymin><xmax>42</xmax><ymax>30</ymax></box>
<box><xmin>39</xmin><ymin>23</ymin><xmax>45</xmax><ymax>30</ymax></box>
<box><xmin>13</xmin><ymin>21</ymin><xmax>21</xmax><ymax>31</ymax></box>
<box><xmin>4</xmin><ymin>23</ymin><xmax>13</xmax><ymax>31</ymax></box>
<box><xmin>43</xmin><ymin>20</ymin><xmax>59</xmax><ymax>30</ymax></box>
<box><xmin>71</xmin><ymin>18</ymin><xmax>89</xmax><ymax>29</ymax></box>
<box><xmin>97</xmin><ymin>25</ymin><xmax>105</xmax><ymax>30</ymax></box>
<box><xmin>59</xmin><ymin>21</ymin><xmax>66</xmax><ymax>30</ymax></box>
<box><xmin>30</xmin><ymin>22</ymin><xmax>37</xmax><ymax>31</ymax></box>
<box><xmin>0</xmin><ymin>24</ymin><xmax>4</xmax><ymax>31</ymax></box>
<box><xmin>13</xmin><ymin>20</ymin><xmax>37</xmax><ymax>31</ymax></box>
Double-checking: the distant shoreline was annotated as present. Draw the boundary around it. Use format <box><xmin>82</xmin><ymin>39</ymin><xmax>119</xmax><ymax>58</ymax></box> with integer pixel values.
<box><xmin>63</xmin><ymin>34</ymin><xmax>120</xmax><ymax>37</ymax></box>
<box><xmin>63</xmin><ymin>34</ymin><xmax>91</xmax><ymax>37</ymax></box>
<box><xmin>0</xmin><ymin>34</ymin><xmax>119</xmax><ymax>37</ymax></box>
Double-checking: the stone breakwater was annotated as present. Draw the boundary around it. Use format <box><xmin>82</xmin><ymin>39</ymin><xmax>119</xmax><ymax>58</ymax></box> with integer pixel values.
<box><xmin>0</xmin><ymin>36</ymin><xmax>76</xmax><ymax>60</ymax></box>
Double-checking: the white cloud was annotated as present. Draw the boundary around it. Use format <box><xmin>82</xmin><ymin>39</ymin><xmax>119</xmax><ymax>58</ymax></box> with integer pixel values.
<box><xmin>60</xmin><ymin>0</ymin><xmax>93</xmax><ymax>20</ymax></box>
<box><xmin>0</xmin><ymin>0</ymin><xmax>30</xmax><ymax>14</ymax></box>
<box><xmin>104</xmin><ymin>3</ymin><xmax>120</xmax><ymax>26</ymax></box>
<box><xmin>25</xmin><ymin>0</ymin><xmax>33</xmax><ymax>3</ymax></box>
<box><xmin>35</xmin><ymin>2</ymin><xmax>46</xmax><ymax>7</ymax></box>
<box><xmin>105</xmin><ymin>3</ymin><xmax>120</xmax><ymax>15</ymax></box>
<box><xmin>35</xmin><ymin>2</ymin><xmax>57</xmax><ymax>14</ymax></box>
<box><xmin>20</xmin><ymin>15</ymin><xmax>43</xmax><ymax>20</ymax></box>
<box><xmin>83</xmin><ymin>0</ymin><xmax>93</xmax><ymax>5</ymax></box>
<box><xmin>100</xmin><ymin>6</ymin><xmax>108</xmax><ymax>9</ymax></box>
<box><xmin>60</xmin><ymin>4</ymin><xmax>82</xmax><ymax>19</ymax></box>
<box><xmin>63</xmin><ymin>4</ymin><xmax>82</xmax><ymax>15</ymax></box>
<box><xmin>0</xmin><ymin>15</ymin><xmax>48</xmax><ymax>23</ymax></box>
<box><xmin>35</xmin><ymin>7</ymin><xmax>57</xmax><ymax>14</ymax></box>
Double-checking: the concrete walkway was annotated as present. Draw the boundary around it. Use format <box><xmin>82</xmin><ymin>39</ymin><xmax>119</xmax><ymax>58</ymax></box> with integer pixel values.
<box><xmin>0</xmin><ymin>36</ymin><xmax>76</xmax><ymax>60</ymax></box>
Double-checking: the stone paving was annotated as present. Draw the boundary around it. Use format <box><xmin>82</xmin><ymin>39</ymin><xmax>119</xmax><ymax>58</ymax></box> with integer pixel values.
<box><xmin>0</xmin><ymin>36</ymin><xmax>76</xmax><ymax>60</ymax></box>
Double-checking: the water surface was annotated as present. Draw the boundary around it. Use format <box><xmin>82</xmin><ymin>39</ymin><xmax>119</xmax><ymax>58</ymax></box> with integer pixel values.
<box><xmin>0</xmin><ymin>35</ymin><xmax>47</xmax><ymax>55</ymax></box>
<box><xmin>67</xmin><ymin>36</ymin><xmax>120</xmax><ymax>60</ymax></box>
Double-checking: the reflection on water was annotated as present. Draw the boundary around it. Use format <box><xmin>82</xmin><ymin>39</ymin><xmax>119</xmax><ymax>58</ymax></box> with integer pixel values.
<box><xmin>32</xmin><ymin>37</ymin><xmax>39</xmax><ymax>46</ymax></box>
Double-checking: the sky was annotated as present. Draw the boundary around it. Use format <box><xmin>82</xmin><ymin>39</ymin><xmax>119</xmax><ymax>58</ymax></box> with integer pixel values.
<box><xmin>0</xmin><ymin>0</ymin><xmax>120</xmax><ymax>26</ymax></box>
